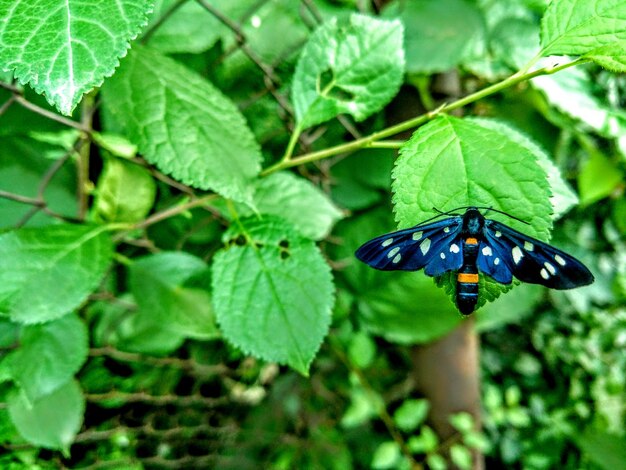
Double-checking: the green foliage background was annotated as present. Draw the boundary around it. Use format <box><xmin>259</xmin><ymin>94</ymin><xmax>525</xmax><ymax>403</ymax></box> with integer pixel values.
<box><xmin>0</xmin><ymin>0</ymin><xmax>625</xmax><ymax>468</ymax></box>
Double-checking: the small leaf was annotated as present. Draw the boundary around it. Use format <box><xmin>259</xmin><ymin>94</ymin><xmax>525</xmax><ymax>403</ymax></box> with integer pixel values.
<box><xmin>8</xmin><ymin>380</ymin><xmax>84</xmax><ymax>452</ymax></box>
<box><xmin>371</xmin><ymin>441</ymin><xmax>402</xmax><ymax>470</ymax></box>
<box><xmin>102</xmin><ymin>46</ymin><xmax>261</xmax><ymax>203</ymax></box>
<box><xmin>292</xmin><ymin>14</ymin><xmax>404</xmax><ymax>128</ymax></box>
<box><xmin>408</xmin><ymin>426</ymin><xmax>439</xmax><ymax>454</ymax></box>
<box><xmin>6</xmin><ymin>314</ymin><xmax>88</xmax><ymax>402</ymax></box>
<box><xmin>130</xmin><ymin>252</ymin><xmax>218</xmax><ymax>340</ymax></box>
<box><xmin>449</xmin><ymin>412</ymin><xmax>475</xmax><ymax>434</ymax></box>
<box><xmin>92</xmin><ymin>156</ymin><xmax>156</xmax><ymax>223</ymax></box>
<box><xmin>0</xmin><ymin>0</ymin><xmax>155</xmax><ymax>115</ymax></box>
<box><xmin>450</xmin><ymin>444</ymin><xmax>473</xmax><ymax>470</ymax></box>
<box><xmin>540</xmin><ymin>0</ymin><xmax>626</xmax><ymax>57</ymax></box>
<box><xmin>0</xmin><ymin>225</ymin><xmax>113</xmax><ymax>323</ymax></box>
<box><xmin>574</xmin><ymin>427</ymin><xmax>626</xmax><ymax>470</ymax></box>
<box><xmin>211</xmin><ymin>216</ymin><xmax>334</xmax><ymax>374</ymax></box>
<box><xmin>227</xmin><ymin>172</ymin><xmax>343</xmax><ymax>240</ymax></box>
<box><xmin>347</xmin><ymin>331</ymin><xmax>376</xmax><ymax>369</ymax></box>
<box><xmin>393</xmin><ymin>399</ymin><xmax>430</xmax><ymax>432</ymax></box>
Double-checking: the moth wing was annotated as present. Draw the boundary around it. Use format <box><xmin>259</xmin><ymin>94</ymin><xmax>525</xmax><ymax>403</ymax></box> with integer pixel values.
<box><xmin>355</xmin><ymin>217</ymin><xmax>463</xmax><ymax>274</ymax></box>
<box><xmin>482</xmin><ymin>220</ymin><xmax>594</xmax><ymax>289</ymax></box>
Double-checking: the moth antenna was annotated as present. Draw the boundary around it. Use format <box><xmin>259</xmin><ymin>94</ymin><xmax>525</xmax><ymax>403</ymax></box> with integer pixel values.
<box><xmin>477</xmin><ymin>206</ymin><xmax>531</xmax><ymax>226</ymax></box>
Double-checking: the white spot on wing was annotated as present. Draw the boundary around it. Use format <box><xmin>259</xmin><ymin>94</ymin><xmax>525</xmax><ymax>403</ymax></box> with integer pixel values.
<box><xmin>450</xmin><ymin>243</ymin><xmax>460</xmax><ymax>253</ymax></box>
<box><xmin>495</xmin><ymin>231</ymin><xmax>502</xmax><ymax>238</ymax></box>
<box><xmin>387</xmin><ymin>247</ymin><xmax>400</xmax><ymax>258</ymax></box>
<box><xmin>443</xmin><ymin>227</ymin><xmax>450</xmax><ymax>233</ymax></box>
<box><xmin>555</xmin><ymin>254</ymin><xmax>566</xmax><ymax>266</ymax></box>
<box><xmin>420</xmin><ymin>238</ymin><xmax>431</xmax><ymax>255</ymax></box>
<box><xmin>524</xmin><ymin>241</ymin><xmax>534</xmax><ymax>251</ymax></box>
<box><xmin>381</xmin><ymin>238</ymin><xmax>393</xmax><ymax>247</ymax></box>
<box><xmin>544</xmin><ymin>262</ymin><xmax>556</xmax><ymax>275</ymax></box>
<box><xmin>494</xmin><ymin>257</ymin><xmax>500</xmax><ymax>265</ymax></box>
<box><xmin>512</xmin><ymin>246</ymin><xmax>524</xmax><ymax>264</ymax></box>
<box><xmin>412</xmin><ymin>231</ymin><xmax>423</xmax><ymax>241</ymax></box>
<box><xmin>540</xmin><ymin>268</ymin><xmax>549</xmax><ymax>280</ymax></box>
<box><xmin>440</xmin><ymin>252</ymin><xmax>445</xmax><ymax>259</ymax></box>
<box><xmin>482</xmin><ymin>246</ymin><xmax>493</xmax><ymax>256</ymax></box>
<box><xmin>393</xmin><ymin>253</ymin><xmax>402</xmax><ymax>264</ymax></box>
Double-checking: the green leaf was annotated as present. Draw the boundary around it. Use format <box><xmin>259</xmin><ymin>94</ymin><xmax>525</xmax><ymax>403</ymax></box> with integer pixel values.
<box><xmin>130</xmin><ymin>252</ymin><xmax>218</xmax><ymax>340</ymax></box>
<box><xmin>540</xmin><ymin>0</ymin><xmax>626</xmax><ymax>57</ymax></box>
<box><xmin>450</xmin><ymin>444</ymin><xmax>473</xmax><ymax>470</ymax></box>
<box><xmin>449</xmin><ymin>412</ymin><xmax>475</xmax><ymax>434</ymax></box>
<box><xmin>371</xmin><ymin>441</ymin><xmax>402</xmax><ymax>470</ymax></box>
<box><xmin>0</xmin><ymin>0</ymin><xmax>154</xmax><ymax>115</ymax></box>
<box><xmin>211</xmin><ymin>216</ymin><xmax>334</xmax><ymax>375</ymax></box>
<box><xmin>386</xmin><ymin>0</ymin><xmax>485</xmax><ymax>74</ymax></box>
<box><xmin>92</xmin><ymin>156</ymin><xmax>156</xmax><ymax>223</ymax></box>
<box><xmin>227</xmin><ymin>172</ymin><xmax>343</xmax><ymax>240</ymax></box>
<box><xmin>392</xmin><ymin>115</ymin><xmax>552</xmax><ymax>240</ymax></box>
<box><xmin>347</xmin><ymin>331</ymin><xmax>376</xmax><ymax>369</ymax></box>
<box><xmin>583</xmin><ymin>43</ymin><xmax>626</xmax><ymax>72</ymax></box>
<box><xmin>393</xmin><ymin>399</ymin><xmax>430</xmax><ymax>432</ymax></box>
<box><xmin>0</xmin><ymin>225</ymin><xmax>113</xmax><ymax>323</ymax></box>
<box><xmin>408</xmin><ymin>426</ymin><xmax>439</xmax><ymax>454</ymax></box>
<box><xmin>102</xmin><ymin>46</ymin><xmax>261</xmax><ymax>203</ymax></box>
<box><xmin>292</xmin><ymin>14</ymin><xmax>404</xmax><ymax>128</ymax></box>
<box><xmin>8</xmin><ymin>380</ymin><xmax>84</xmax><ymax>452</ymax></box>
<box><xmin>5</xmin><ymin>314</ymin><xmax>87</xmax><ymax>402</ymax></box>
<box><xmin>392</xmin><ymin>116</ymin><xmax>552</xmax><ymax>309</ymax></box>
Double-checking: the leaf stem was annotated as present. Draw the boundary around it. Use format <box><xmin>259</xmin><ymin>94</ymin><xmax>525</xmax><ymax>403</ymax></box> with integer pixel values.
<box><xmin>281</xmin><ymin>123</ymin><xmax>303</xmax><ymax>163</ymax></box>
<box><xmin>261</xmin><ymin>57</ymin><xmax>588</xmax><ymax>176</ymax></box>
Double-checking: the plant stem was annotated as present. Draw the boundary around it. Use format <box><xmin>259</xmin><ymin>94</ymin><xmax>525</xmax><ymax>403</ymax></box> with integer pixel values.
<box><xmin>261</xmin><ymin>57</ymin><xmax>588</xmax><ymax>176</ymax></box>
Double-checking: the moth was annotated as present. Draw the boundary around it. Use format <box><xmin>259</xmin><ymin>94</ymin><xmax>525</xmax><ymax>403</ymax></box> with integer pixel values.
<box><xmin>355</xmin><ymin>207</ymin><xmax>594</xmax><ymax>315</ymax></box>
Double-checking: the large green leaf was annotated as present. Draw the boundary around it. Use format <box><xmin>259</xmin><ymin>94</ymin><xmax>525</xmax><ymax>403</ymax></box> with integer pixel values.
<box><xmin>8</xmin><ymin>380</ymin><xmax>84</xmax><ymax>452</ymax></box>
<box><xmin>392</xmin><ymin>116</ymin><xmax>552</xmax><ymax>310</ymax></box>
<box><xmin>102</xmin><ymin>46</ymin><xmax>261</xmax><ymax>203</ymax></box>
<box><xmin>292</xmin><ymin>14</ymin><xmax>404</xmax><ymax>129</ymax></box>
<box><xmin>211</xmin><ymin>216</ymin><xmax>334</xmax><ymax>374</ymax></box>
<box><xmin>385</xmin><ymin>0</ymin><xmax>485</xmax><ymax>74</ymax></box>
<box><xmin>392</xmin><ymin>116</ymin><xmax>552</xmax><ymax>239</ymax></box>
<box><xmin>0</xmin><ymin>0</ymin><xmax>154</xmax><ymax>115</ymax></box>
<box><xmin>4</xmin><ymin>314</ymin><xmax>88</xmax><ymax>402</ymax></box>
<box><xmin>0</xmin><ymin>225</ymin><xmax>113</xmax><ymax>324</ymax></box>
<box><xmin>540</xmin><ymin>0</ymin><xmax>626</xmax><ymax>57</ymax></box>
<box><xmin>226</xmin><ymin>172</ymin><xmax>344</xmax><ymax>240</ymax></box>
<box><xmin>130</xmin><ymin>252</ymin><xmax>218</xmax><ymax>339</ymax></box>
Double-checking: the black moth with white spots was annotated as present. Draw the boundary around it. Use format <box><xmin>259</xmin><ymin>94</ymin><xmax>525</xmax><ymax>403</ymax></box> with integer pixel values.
<box><xmin>355</xmin><ymin>207</ymin><xmax>594</xmax><ymax>315</ymax></box>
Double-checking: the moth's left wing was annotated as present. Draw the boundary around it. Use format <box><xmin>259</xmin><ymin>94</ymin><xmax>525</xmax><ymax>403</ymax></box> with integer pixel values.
<box><xmin>480</xmin><ymin>219</ymin><xmax>594</xmax><ymax>289</ymax></box>
<box><xmin>355</xmin><ymin>217</ymin><xmax>463</xmax><ymax>275</ymax></box>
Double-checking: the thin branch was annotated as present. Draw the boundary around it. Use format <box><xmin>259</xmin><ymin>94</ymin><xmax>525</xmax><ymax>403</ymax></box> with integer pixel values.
<box><xmin>15</xmin><ymin>95</ymin><xmax>87</xmax><ymax>132</ymax></box>
<box><xmin>261</xmin><ymin>58</ymin><xmax>588</xmax><ymax>176</ymax></box>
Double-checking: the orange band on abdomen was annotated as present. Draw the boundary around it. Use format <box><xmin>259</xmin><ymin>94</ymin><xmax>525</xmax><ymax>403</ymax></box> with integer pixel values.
<box><xmin>465</xmin><ymin>237</ymin><xmax>478</xmax><ymax>245</ymax></box>
<box><xmin>458</xmin><ymin>273</ymin><xmax>479</xmax><ymax>283</ymax></box>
